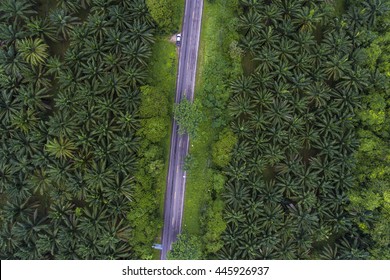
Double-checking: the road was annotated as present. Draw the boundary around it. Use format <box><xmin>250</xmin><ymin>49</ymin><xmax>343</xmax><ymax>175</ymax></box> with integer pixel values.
<box><xmin>160</xmin><ymin>0</ymin><xmax>204</xmax><ymax>260</ymax></box>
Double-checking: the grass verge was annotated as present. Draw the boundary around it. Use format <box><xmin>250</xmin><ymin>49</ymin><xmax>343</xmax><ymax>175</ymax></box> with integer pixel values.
<box><xmin>182</xmin><ymin>0</ymin><xmax>240</xmax><ymax>235</ymax></box>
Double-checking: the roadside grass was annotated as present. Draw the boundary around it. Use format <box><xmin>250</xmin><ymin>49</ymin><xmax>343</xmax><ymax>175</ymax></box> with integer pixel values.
<box><xmin>182</xmin><ymin>0</ymin><xmax>239</xmax><ymax>234</ymax></box>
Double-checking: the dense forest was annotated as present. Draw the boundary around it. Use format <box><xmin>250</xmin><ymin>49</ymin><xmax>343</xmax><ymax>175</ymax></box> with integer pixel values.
<box><xmin>0</xmin><ymin>0</ymin><xmax>157</xmax><ymax>259</ymax></box>
<box><xmin>215</xmin><ymin>0</ymin><xmax>390</xmax><ymax>259</ymax></box>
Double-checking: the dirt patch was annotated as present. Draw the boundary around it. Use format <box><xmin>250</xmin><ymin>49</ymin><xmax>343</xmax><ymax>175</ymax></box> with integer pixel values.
<box><xmin>169</xmin><ymin>34</ymin><xmax>177</xmax><ymax>43</ymax></box>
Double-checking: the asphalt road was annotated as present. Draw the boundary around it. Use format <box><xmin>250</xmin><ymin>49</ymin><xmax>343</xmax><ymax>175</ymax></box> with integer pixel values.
<box><xmin>160</xmin><ymin>0</ymin><xmax>204</xmax><ymax>260</ymax></box>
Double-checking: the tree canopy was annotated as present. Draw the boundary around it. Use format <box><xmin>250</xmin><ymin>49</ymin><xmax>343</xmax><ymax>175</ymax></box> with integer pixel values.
<box><xmin>174</xmin><ymin>98</ymin><xmax>203</xmax><ymax>139</ymax></box>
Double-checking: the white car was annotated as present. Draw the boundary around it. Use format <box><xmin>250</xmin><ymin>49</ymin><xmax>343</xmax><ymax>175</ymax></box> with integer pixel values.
<box><xmin>176</xmin><ymin>33</ymin><xmax>181</xmax><ymax>46</ymax></box>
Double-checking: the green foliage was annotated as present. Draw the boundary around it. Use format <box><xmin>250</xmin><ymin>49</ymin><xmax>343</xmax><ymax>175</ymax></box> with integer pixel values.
<box><xmin>174</xmin><ymin>98</ymin><xmax>203</xmax><ymax>139</ymax></box>
<box><xmin>167</xmin><ymin>233</ymin><xmax>203</xmax><ymax>260</ymax></box>
<box><xmin>138</xmin><ymin>85</ymin><xmax>169</xmax><ymax>143</ymax></box>
<box><xmin>212</xmin><ymin>128</ymin><xmax>237</xmax><ymax>168</ymax></box>
<box><xmin>201</xmin><ymin>199</ymin><xmax>227</xmax><ymax>255</ymax></box>
<box><xmin>45</xmin><ymin>136</ymin><xmax>76</xmax><ymax>159</ymax></box>
<box><xmin>17</xmin><ymin>37</ymin><xmax>49</xmax><ymax>66</ymax></box>
<box><xmin>145</xmin><ymin>0</ymin><xmax>182</xmax><ymax>32</ymax></box>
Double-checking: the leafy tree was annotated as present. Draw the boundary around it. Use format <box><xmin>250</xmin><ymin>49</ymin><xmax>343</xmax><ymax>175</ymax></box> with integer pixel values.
<box><xmin>145</xmin><ymin>0</ymin><xmax>178</xmax><ymax>32</ymax></box>
<box><xmin>174</xmin><ymin>98</ymin><xmax>203</xmax><ymax>139</ymax></box>
<box><xmin>167</xmin><ymin>233</ymin><xmax>203</xmax><ymax>260</ymax></box>
<box><xmin>212</xmin><ymin>128</ymin><xmax>237</xmax><ymax>168</ymax></box>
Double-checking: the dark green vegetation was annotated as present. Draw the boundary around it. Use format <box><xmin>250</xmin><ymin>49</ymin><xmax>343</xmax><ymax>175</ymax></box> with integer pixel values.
<box><xmin>217</xmin><ymin>0</ymin><xmax>387</xmax><ymax>259</ymax></box>
<box><xmin>0</xmin><ymin>0</ymin><xmax>157</xmax><ymax>259</ymax></box>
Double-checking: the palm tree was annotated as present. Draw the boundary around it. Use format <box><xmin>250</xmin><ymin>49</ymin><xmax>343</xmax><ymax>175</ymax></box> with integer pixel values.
<box><xmin>0</xmin><ymin>0</ymin><xmax>36</xmax><ymax>25</ymax></box>
<box><xmin>46</xmin><ymin>158</ymin><xmax>73</xmax><ymax>186</ymax></box>
<box><xmin>56</xmin><ymin>0</ymin><xmax>81</xmax><ymax>14</ymax></box>
<box><xmin>222</xmin><ymin>180</ymin><xmax>251</xmax><ymax>209</ymax></box>
<box><xmin>123</xmin><ymin>41</ymin><xmax>151</xmax><ymax>67</ymax></box>
<box><xmin>49</xmin><ymin>9</ymin><xmax>80</xmax><ymax>40</ymax></box>
<box><xmin>13</xmin><ymin>209</ymin><xmax>47</xmax><ymax>243</ymax></box>
<box><xmin>78</xmin><ymin>205</ymin><xmax>108</xmax><ymax>239</ymax></box>
<box><xmin>276</xmin><ymin>235</ymin><xmax>298</xmax><ymax>259</ymax></box>
<box><xmin>87</xmin><ymin>12</ymin><xmax>110</xmax><ymax>42</ymax></box>
<box><xmin>239</xmin><ymin>0</ymin><xmax>263</xmax><ymax>11</ymax></box>
<box><xmin>1</xmin><ymin>197</ymin><xmax>38</xmax><ymax>223</ymax></box>
<box><xmin>16</xmin><ymin>38</ymin><xmax>49</xmax><ymax>66</ymax></box>
<box><xmin>228</xmin><ymin>93</ymin><xmax>255</xmax><ymax>118</ymax></box>
<box><xmin>323</xmin><ymin>54</ymin><xmax>351</xmax><ymax>81</ymax></box>
<box><xmin>45</xmin><ymin>136</ymin><xmax>76</xmax><ymax>159</ymax></box>
<box><xmin>121</xmin><ymin>64</ymin><xmax>148</xmax><ymax>89</ymax></box>
<box><xmin>254</xmin><ymin>47</ymin><xmax>279</xmax><ymax>73</ymax></box>
<box><xmin>259</xmin><ymin>26</ymin><xmax>280</xmax><ymax>48</ymax></box>
<box><xmin>362</xmin><ymin>0</ymin><xmax>388</xmax><ymax>27</ymax></box>
<box><xmin>26</xmin><ymin>17</ymin><xmax>58</xmax><ymax>42</ymax></box>
<box><xmin>116</xmin><ymin>111</ymin><xmax>139</xmax><ymax>133</ymax></box>
<box><xmin>239</xmin><ymin>35</ymin><xmax>261</xmax><ymax>56</ymax></box>
<box><xmin>84</xmin><ymin>160</ymin><xmax>115</xmax><ymax>191</ymax></box>
<box><xmin>276</xmin><ymin>0</ymin><xmax>302</xmax><ymax>20</ymax></box>
<box><xmin>127</xmin><ymin>19</ymin><xmax>154</xmax><ymax>45</ymax></box>
<box><xmin>105</xmin><ymin>37</ymin><xmax>127</xmax><ymax>64</ymax></box>
<box><xmin>305</xmin><ymin>81</ymin><xmax>331</xmax><ymax>108</ymax></box>
<box><xmin>330</xmin><ymin>88</ymin><xmax>359</xmax><ymax>115</ymax></box>
<box><xmin>47</xmin><ymin>111</ymin><xmax>79</xmax><ymax>138</ymax></box>
<box><xmin>290</xmin><ymin>205</ymin><xmax>319</xmax><ymax>235</ymax></box>
<box><xmin>336</xmin><ymin>67</ymin><xmax>369</xmax><ymax>92</ymax></box>
<box><xmin>233</xmin><ymin>140</ymin><xmax>252</xmax><ymax>162</ymax></box>
<box><xmin>265</xmin><ymin>125</ymin><xmax>288</xmax><ymax>146</ymax></box>
<box><xmin>0</xmin><ymin>23</ymin><xmax>26</xmax><ymax>45</ymax></box>
<box><xmin>17</xmin><ymin>84</ymin><xmax>51</xmax><ymax>111</ymax></box>
<box><xmin>239</xmin><ymin>9</ymin><xmax>263</xmax><ymax>37</ymax></box>
<box><xmin>261</xmin><ymin>3</ymin><xmax>282</xmax><ymax>26</ymax></box>
<box><xmin>275</xmin><ymin>37</ymin><xmax>298</xmax><ymax>63</ymax></box>
<box><xmin>276</xmin><ymin>154</ymin><xmax>302</xmax><ymax>175</ymax></box>
<box><xmin>107</xmin><ymin>5</ymin><xmax>129</xmax><ymax>30</ymax></box>
<box><xmin>276</xmin><ymin>173</ymin><xmax>301</xmax><ymax>197</ymax></box>
<box><xmin>0</xmin><ymin>90</ymin><xmax>22</xmax><ymax>125</ymax></box>
<box><xmin>322</xmin><ymin>30</ymin><xmax>352</xmax><ymax>56</ymax></box>
<box><xmin>247</xmin><ymin>153</ymin><xmax>267</xmax><ymax>173</ymax></box>
<box><xmin>264</xmin><ymin>143</ymin><xmax>285</xmax><ymax>166</ymax></box>
<box><xmin>23</xmin><ymin>65</ymin><xmax>52</xmax><ymax>89</ymax></box>
<box><xmin>293</xmin><ymin>5</ymin><xmax>322</xmax><ymax>32</ymax></box>
<box><xmin>237</xmin><ymin>233</ymin><xmax>260</xmax><ymax>259</ymax></box>
<box><xmin>11</xmin><ymin>108</ymin><xmax>39</xmax><ymax>133</ymax></box>
<box><xmin>264</xmin><ymin>98</ymin><xmax>293</xmax><ymax>127</ymax></box>
<box><xmin>125</xmin><ymin>0</ymin><xmax>154</xmax><ymax>26</ymax></box>
<box><xmin>336</xmin><ymin>236</ymin><xmax>369</xmax><ymax>259</ymax></box>
<box><xmin>292</xmin><ymin>52</ymin><xmax>313</xmax><ymax>74</ymax></box>
<box><xmin>299</xmin><ymin>124</ymin><xmax>319</xmax><ymax>150</ymax></box>
<box><xmin>0</xmin><ymin>46</ymin><xmax>29</xmax><ymax>78</ymax></box>
<box><xmin>46</xmin><ymin>56</ymin><xmax>62</xmax><ymax>77</ymax></box>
